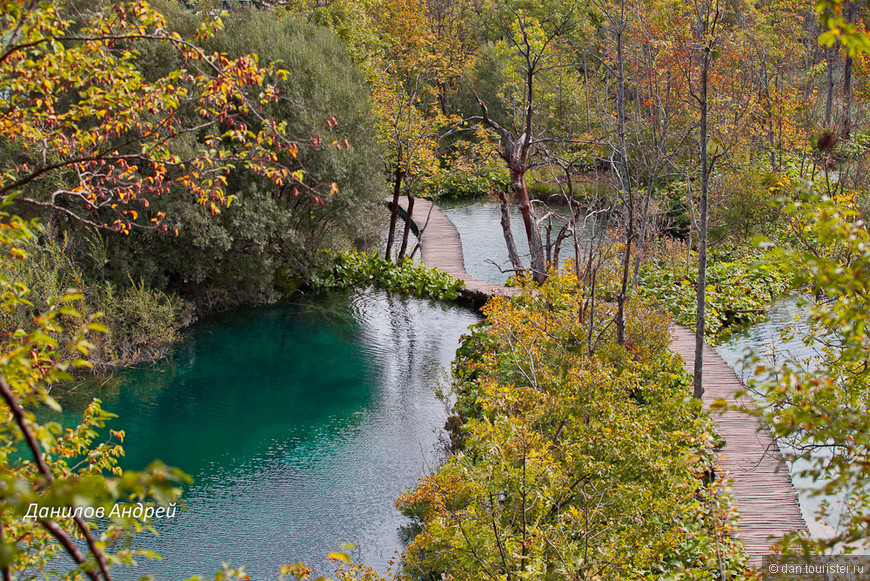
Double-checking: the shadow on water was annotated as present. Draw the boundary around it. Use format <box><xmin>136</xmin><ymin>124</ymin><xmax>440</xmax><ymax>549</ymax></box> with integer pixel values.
<box><xmin>50</xmin><ymin>290</ymin><xmax>481</xmax><ymax>580</ymax></box>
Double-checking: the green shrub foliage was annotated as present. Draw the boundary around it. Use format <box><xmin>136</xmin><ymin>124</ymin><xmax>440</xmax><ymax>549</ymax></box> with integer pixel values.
<box><xmin>637</xmin><ymin>249</ymin><xmax>790</xmax><ymax>340</ymax></box>
<box><xmin>397</xmin><ymin>268</ymin><xmax>751</xmax><ymax>580</ymax></box>
<box><xmin>314</xmin><ymin>251</ymin><xmax>465</xmax><ymax>301</ymax></box>
<box><xmin>97</xmin><ymin>7</ymin><xmax>386</xmax><ymax>306</ymax></box>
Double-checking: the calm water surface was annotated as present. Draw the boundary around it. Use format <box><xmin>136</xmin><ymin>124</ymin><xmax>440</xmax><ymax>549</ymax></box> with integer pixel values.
<box><xmin>440</xmin><ymin>199</ymin><xmax>591</xmax><ymax>284</ymax></box>
<box><xmin>54</xmin><ymin>291</ymin><xmax>480</xmax><ymax>580</ymax></box>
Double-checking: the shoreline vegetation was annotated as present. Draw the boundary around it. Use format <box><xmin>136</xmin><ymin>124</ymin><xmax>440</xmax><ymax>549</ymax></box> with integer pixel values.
<box><xmin>8</xmin><ymin>196</ymin><xmax>787</xmax><ymax>373</ymax></box>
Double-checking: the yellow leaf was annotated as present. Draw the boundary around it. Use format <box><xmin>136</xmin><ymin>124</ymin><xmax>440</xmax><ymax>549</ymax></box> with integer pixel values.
<box><xmin>326</xmin><ymin>551</ymin><xmax>351</xmax><ymax>564</ymax></box>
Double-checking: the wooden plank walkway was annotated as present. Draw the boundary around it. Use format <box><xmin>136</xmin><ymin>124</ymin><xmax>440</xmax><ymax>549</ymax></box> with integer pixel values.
<box><xmin>389</xmin><ymin>196</ymin><xmax>808</xmax><ymax>564</ymax></box>
<box><xmin>670</xmin><ymin>324</ymin><xmax>808</xmax><ymax>564</ymax></box>
<box><xmin>389</xmin><ymin>196</ymin><xmax>520</xmax><ymax>302</ymax></box>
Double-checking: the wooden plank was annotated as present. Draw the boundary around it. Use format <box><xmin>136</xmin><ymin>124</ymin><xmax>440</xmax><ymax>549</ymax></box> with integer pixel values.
<box><xmin>670</xmin><ymin>324</ymin><xmax>808</xmax><ymax>565</ymax></box>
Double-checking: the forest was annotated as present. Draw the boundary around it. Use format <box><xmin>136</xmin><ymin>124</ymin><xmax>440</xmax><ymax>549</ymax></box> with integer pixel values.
<box><xmin>1</xmin><ymin>0</ymin><xmax>869</xmax><ymax>578</ymax></box>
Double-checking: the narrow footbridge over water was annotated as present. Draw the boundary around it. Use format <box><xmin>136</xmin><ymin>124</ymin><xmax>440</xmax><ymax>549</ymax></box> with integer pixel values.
<box><xmin>389</xmin><ymin>196</ymin><xmax>520</xmax><ymax>303</ymax></box>
<box><xmin>669</xmin><ymin>326</ymin><xmax>808</xmax><ymax>563</ymax></box>
<box><xmin>391</xmin><ymin>195</ymin><xmax>809</xmax><ymax>565</ymax></box>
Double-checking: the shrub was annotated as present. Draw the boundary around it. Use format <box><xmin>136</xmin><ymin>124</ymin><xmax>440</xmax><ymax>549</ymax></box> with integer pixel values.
<box><xmin>398</xmin><ymin>268</ymin><xmax>751</xmax><ymax>580</ymax></box>
<box><xmin>0</xmin><ymin>229</ymin><xmax>191</xmax><ymax>368</ymax></box>
<box><xmin>417</xmin><ymin>169</ymin><xmax>510</xmax><ymax>200</ymax></box>
<box><xmin>92</xmin><ymin>280</ymin><xmax>193</xmax><ymax>367</ymax></box>
<box><xmin>312</xmin><ymin>251</ymin><xmax>465</xmax><ymax>301</ymax></box>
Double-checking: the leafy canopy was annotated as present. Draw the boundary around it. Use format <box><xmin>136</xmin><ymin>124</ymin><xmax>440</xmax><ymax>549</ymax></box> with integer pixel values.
<box><xmin>0</xmin><ymin>0</ymin><xmax>332</xmax><ymax>234</ymax></box>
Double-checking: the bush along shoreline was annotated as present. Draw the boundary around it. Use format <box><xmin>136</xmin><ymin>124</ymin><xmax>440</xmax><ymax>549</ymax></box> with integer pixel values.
<box><xmin>0</xmin><ymin>227</ymin><xmax>194</xmax><ymax>370</ymax></box>
<box><xmin>397</xmin><ymin>268</ymin><xmax>751</xmax><ymax>580</ymax></box>
<box><xmin>311</xmin><ymin>250</ymin><xmax>466</xmax><ymax>302</ymax></box>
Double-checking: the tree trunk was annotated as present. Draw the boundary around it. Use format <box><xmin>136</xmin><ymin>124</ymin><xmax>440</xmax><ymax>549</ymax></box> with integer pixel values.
<box><xmin>545</xmin><ymin>217</ymin><xmax>553</xmax><ymax>266</ymax></box>
<box><xmin>586</xmin><ymin>246</ymin><xmax>597</xmax><ymax>360</ymax></box>
<box><xmin>552</xmin><ymin>173</ymin><xmax>575</xmax><ymax>267</ymax></box>
<box><xmin>437</xmin><ymin>81</ymin><xmax>448</xmax><ymax>116</ymax></box>
<box><xmin>511</xmin><ymin>166</ymin><xmax>546</xmax><ymax>283</ymax></box>
<box><xmin>384</xmin><ymin>161</ymin><xmax>404</xmax><ymax>262</ymax></box>
<box><xmin>825</xmin><ymin>44</ymin><xmax>835</xmax><ymax>126</ymax></box>
<box><xmin>498</xmin><ymin>188</ymin><xmax>524</xmax><ymax>273</ymax></box>
<box><xmin>694</xmin><ymin>49</ymin><xmax>711</xmax><ymax>401</ymax></box>
<box><xmin>397</xmin><ymin>194</ymin><xmax>415</xmax><ymax>261</ymax></box>
<box><xmin>843</xmin><ymin>54</ymin><xmax>853</xmax><ymax>138</ymax></box>
<box><xmin>842</xmin><ymin>1</ymin><xmax>859</xmax><ymax>138</ymax></box>
<box><xmin>632</xmin><ymin>182</ymin><xmax>655</xmax><ymax>286</ymax></box>
<box><xmin>552</xmin><ymin>221</ymin><xmax>571</xmax><ymax>269</ymax></box>
<box><xmin>615</xmin><ymin>10</ymin><xmax>632</xmax><ymax>347</ymax></box>
<box><xmin>615</xmin><ymin>202</ymin><xmax>633</xmax><ymax>347</ymax></box>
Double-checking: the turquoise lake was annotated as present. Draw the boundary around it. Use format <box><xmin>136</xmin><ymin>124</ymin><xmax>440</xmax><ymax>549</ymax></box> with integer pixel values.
<box><xmin>53</xmin><ymin>291</ymin><xmax>480</xmax><ymax>580</ymax></box>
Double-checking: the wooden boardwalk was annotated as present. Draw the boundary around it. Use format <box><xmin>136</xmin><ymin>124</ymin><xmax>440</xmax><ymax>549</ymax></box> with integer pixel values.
<box><xmin>389</xmin><ymin>196</ymin><xmax>808</xmax><ymax>564</ymax></box>
<box><xmin>389</xmin><ymin>196</ymin><xmax>520</xmax><ymax>303</ymax></box>
<box><xmin>670</xmin><ymin>324</ymin><xmax>808</xmax><ymax>564</ymax></box>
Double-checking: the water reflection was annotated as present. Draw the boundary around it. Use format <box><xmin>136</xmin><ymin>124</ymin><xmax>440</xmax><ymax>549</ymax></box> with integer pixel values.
<box><xmin>52</xmin><ymin>291</ymin><xmax>480</xmax><ymax>579</ymax></box>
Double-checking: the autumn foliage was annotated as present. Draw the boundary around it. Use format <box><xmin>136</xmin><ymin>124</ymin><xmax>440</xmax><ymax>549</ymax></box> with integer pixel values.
<box><xmin>0</xmin><ymin>0</ymin><xmax>334</xmax><ymax>234</ymax></box>
<box><xmin>397</xmin><ymin>268</ymin><xmax>751</xmax><ymax>580</ymax></box>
